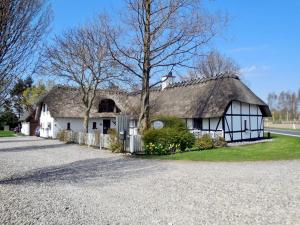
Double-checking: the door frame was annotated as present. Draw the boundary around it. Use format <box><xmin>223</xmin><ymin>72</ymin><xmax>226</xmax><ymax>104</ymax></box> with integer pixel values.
<box><xmin>102</xmin><ymin>119</ymin><xmax>111</xmax><ymax>134</ymax></box>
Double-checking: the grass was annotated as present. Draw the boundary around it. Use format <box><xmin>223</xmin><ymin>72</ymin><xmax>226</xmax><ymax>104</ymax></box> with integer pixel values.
<box><xmin>142</xmin><ymin>134</ymin><xmax>300</xmax><ymax>161</ymax></box>
<box><xmin>0</xmin><ymin>130</ymin><xmax>16</xmax><ymax>137</ymax></box>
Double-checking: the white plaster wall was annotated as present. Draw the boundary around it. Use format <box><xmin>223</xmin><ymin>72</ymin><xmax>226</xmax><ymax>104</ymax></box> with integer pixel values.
<box><xmin>40</xmin><ymin>104</ymin><xmax>55</xmax><ymax>138</ymax></box>
<box><xmin>210</xmin><ymin>118</ymin><xmax>222</xmax><ymax>130</ymax></box>
<box><xmin>202</xmin><ymin>118</ymin><xmax>209</xmax><ymax>130</ymax></box>
<box><xmin>39</xmin><ymin>103</ymin><xmax>117</xmax><ymax>138</ymax></box>
<box><xmin>231</xmin><ymin>101</ymin><xmax>240</xmax><ymax>114</ymax></box>
<box><xmin>52</xmin><ymin>117</ymin><xmax>117</xmax><ymax>138</ymax></box>
<box><xmin>186</xmin><ymin>119</ymin><xmax>193</xmax><ymax>129</ymax></box>
<box><xmin>224</xmin><ymin>101</ymin><xmax>264</xmax><ymax>141</ymax></box>
<box><xmin>21</xmin><ymin>122</ymin><xmax>30</xmax><ymax>136</ymax></box>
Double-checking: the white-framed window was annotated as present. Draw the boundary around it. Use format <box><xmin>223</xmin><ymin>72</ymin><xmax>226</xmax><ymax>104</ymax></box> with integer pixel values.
<box><xmin>129</xmin><ymin>120</ymin><xmax>137</xmax><ymax>128</ymax></box>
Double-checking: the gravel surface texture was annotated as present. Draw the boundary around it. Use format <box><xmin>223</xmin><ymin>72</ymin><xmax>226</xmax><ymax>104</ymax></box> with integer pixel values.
<box><xmin>0</xmin><ymin>136</ymin><xmax>299</xmax><ymax>225</ymax></box>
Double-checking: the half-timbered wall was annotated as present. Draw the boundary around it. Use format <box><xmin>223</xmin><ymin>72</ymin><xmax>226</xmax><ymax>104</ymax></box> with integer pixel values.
<box><xmin>223</xmin><ymin>101</ymin><xmax>264</xmax><ymax>142</ymax></box>
<box><xmin>202</xmin><ymin>117</ymin><xmax>223</xmax><ymax>132</ymax></box>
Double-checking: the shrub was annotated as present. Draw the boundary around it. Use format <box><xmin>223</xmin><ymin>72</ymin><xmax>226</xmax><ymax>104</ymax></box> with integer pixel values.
<box><xmin>57</xmin><ymin>130</ymin><xmax>74</xmax><ymax>143</ymax></box>
<box><xmin>213</xmin><ymin>136</ymin><xmax>227</xmax><ymax>147</ymax></box>
<box><xmin>151</xmin><ymin>115</ymin><xmax>186</xmax><ymax>130</ymax></box>
<box><xmin>194</xmin><ymin>134</ymin><xmax>214</xmax><ymax>150</ymax></box>
<box><xmin>143</xmin><ymin>127</ymin><xmax>195</xmax><ymax>155</ymax></box>
<box><xmin>108</xmin><ymin>128</ymin><xmax>123</xmax><ymax>153</ymax></box>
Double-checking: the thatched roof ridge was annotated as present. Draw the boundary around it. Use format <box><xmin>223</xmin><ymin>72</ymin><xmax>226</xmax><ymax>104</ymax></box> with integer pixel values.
<box><xmin>36</xmin><ymin>75</ymin><xmax>271</xmax><ymax>119</ymax></box>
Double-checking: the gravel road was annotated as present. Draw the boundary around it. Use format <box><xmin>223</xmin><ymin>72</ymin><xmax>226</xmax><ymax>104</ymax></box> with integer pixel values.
<box><xmin>0</xmin><ymin>136</ymin><xmax>299</xmax><ymax>225</ymax></box>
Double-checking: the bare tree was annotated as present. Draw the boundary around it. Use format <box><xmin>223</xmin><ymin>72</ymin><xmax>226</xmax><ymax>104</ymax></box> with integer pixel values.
<box><xmin>104</xmin><ymin>0</ymin><xmax>226</xmax><ymax>132</ymax></box>
<box><xmin>183</xmin><ymin>51</ymin><xmax>240</xmax><ymax>80</ymax></box>
<box><xmin>0</xmin><ymin>0</ymin><xmax>51</xmax><ymax>106</ymax></box>
<box><xmin>41</xmin><ymin>23</ymin><xmax>126</xmax><ymax>132</ymax></box>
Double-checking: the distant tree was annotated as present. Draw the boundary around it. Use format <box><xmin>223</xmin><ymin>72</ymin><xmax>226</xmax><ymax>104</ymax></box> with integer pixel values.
<box><xmin>0</xmin><ymin>109</ymin><xmax>18</xmax><ymax>130</ymax></box>
<box><xmin>291</xmin><ymin>93</ymin><xmax>297</xmax><ymax>120</ymax></box>
<box><xmin>41</xmin><ymin>23</ymin><xmax>126</xmax><ymax>133</ymax></box>
<box><xmin>184</xmin><ymin>51</ymin><xmax>240</xmax><ymax>79</ymax></box>
<box><xmin>267</xmin><ymin>92</ymin><xmax>278</xmax><ymax>122</ymax></box>
<box><xmin>22</xmin><ymin>82</ymin><xmax>47</xmax><ymax>112</ymax></box>
<box><xmin>267</xmin><ymin>92</ymin><xmax>277</xmax><ymax>111</ymax></box>
<box><xmin>268</xmin><ymin>90</ymin><xmax>300</xmax><ymax>122</ymax></box>
<box><xmin>9</xmin><ymin>76</ymin><xmax>33</xmax><ymax>118</ymax></box>
<box><xmin>105</xmin><ymin>0</ymin><xmax>227</xmax><ymax>132</ymax></box>
<box><xmin>0</xmin><ymin>0</ymin><xmax>52</xmax><ymax>107</ymax></box>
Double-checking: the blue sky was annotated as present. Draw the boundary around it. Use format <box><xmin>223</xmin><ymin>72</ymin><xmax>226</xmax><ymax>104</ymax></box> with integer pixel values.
<box><xmin>50</xmin><ymin>0</ymin><xmax>300</xmax><ymax>101</ymax></box>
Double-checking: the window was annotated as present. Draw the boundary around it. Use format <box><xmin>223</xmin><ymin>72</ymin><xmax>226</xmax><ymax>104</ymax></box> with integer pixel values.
<box><xmin>67</xmin><ymin>122</ymin><xmax>71</xmax><ymax>130</ymax></box>
<box><xmin>244</xmin><ymin>120</ymin><xmax>248</xmax><ymax>131</ymax></box>
<box><xmin>193</xmin><ymin>118</ymin><xmax>202</xmax><ymax>130</ymax></box>
<box><xmin>98</xmin><ymin>99</ymin><xmax>120</xmax><ymax>113</ymax></box>
<box><xmin>129</xmin><ymin>120</ymin><xmax>137</xmax><ymax>128</ymax></box>
<box><xmin>92</xmin><ymin>122</ymin><xmax>97</xmax><ymax>129</ymax></box>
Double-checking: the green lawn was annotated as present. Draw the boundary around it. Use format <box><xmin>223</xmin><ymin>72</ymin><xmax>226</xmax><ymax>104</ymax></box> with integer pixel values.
<box><xmin>0</xmin><ymin>130</ymin><xmax>16</xmax><ymax>137</ymax></box>
<box><xmin>142</xmin><ymin>134</ymin><xmax>300</xmax><ymax>161</ymax></box>
<box><xmin>265</xmin><ymin>126</ymin><xmax>300</xmax><ymax>131</ymax></box>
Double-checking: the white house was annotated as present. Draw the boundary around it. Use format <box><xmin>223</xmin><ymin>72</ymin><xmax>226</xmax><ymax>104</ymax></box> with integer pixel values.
<box><xmin>35</xmin><ymin>74</ymin><xmax>271</xmax><ymax>141</ymax></box>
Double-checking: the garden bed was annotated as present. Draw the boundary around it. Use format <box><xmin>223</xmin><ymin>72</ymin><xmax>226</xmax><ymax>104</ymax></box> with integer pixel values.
<box><xmin>141</xmin><ymin>134</ymin><xmax>300</xmax><ymax>161</ymax></box>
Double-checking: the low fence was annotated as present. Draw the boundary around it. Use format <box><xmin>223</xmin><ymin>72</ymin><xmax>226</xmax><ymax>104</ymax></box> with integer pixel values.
<box><xmin>58</xmin><ymin>131</ymin><xmax>111</xmax><ymax>148</ymax></box>
<box><xmin>129</xmin><ymin>135</ymin><xmax>143</xmax><ymax>153</ymax></box>
<box><xmin>57</xmin><ymin>130</ymin><xmax>222</xmax><ymax>154</ymax></box>
<box><xmin>57</xmin><ymin>130</ymin><xmax>143</xmax><ymax>153</ymax></box>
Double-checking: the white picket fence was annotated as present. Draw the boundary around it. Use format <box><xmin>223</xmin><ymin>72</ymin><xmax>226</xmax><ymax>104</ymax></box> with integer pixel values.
<box><xmin>58</xmin><ymin>130</ymin><xmax>143</xmax><ymax>153</ymax></box>
<box><xmin>129</xmin><ymin>135</ymin><xmax>143</xmax><ymax>153</ymax></box>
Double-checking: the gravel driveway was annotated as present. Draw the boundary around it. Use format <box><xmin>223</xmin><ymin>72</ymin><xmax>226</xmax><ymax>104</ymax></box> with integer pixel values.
<box><xmin>0</xmin><ymin>136</ymin><xmax>299</xmax><ymax>225</ymax></box>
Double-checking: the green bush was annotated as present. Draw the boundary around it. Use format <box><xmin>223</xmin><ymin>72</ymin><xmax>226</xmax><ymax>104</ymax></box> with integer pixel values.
<box><xmin>194</xmin><ymin>134</ymin><xmax>214</xmax><ymax>150</ymax></box>
<box><xmin>143</xmin><ymin>127</ymin><xmax>195</xmax><ymax>155</ymax></box>
<box><xmin>108</xmin><ymin>128</ymin><xmax>123</xmax><ymax>153</ymax></box>
<box><xmin>151</xmin><ymin>115</ymin><xmax>186</xmax><ymax>130</ymax></box>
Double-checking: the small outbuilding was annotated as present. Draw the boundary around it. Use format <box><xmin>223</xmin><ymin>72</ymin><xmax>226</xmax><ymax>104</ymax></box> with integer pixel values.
<box><xmin>20</xmin><ymin>110</ymin><xmax>39</xmax><ymax>136</ymax></box>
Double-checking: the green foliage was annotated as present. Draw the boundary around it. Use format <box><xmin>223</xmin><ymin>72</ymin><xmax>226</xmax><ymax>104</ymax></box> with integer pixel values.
<box><xmin>152</xmin><ymin>115</ymin><xmax>186</xmax><ymax>129</ymax></box>
<box><xmin>0</xmin><ymin>110</ymin><xmax>18</xmax><ymax>130</ymax></box>
<box><xmin>142</xmin><ymin>134</ymin><xmax>300</xmax><ymax>162</ymax></box>
<box><xmin>143</xmin><ymin>127</ymin><xmax>195</xmax><ymax>155</ymax></box>
<box><xmin>22</xmin><ymin>82</ymin><xmax>47</xmax><ymax>110</ymax></box>
<box><xmin>194</xmin><ymin>134</ymin><xmax>214</xmax><ymax>150</ymax></box>
<box><xmin>108</xmin><ymin>128</ymin><xmax>123</xmax><ymax>153</ymax></box>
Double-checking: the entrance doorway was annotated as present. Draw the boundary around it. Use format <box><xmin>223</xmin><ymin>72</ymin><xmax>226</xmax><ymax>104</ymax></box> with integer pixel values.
<box><xmin>103</xmin><ymin>119</ymin><xmax>110</xmax><ymax>134</ymax></box>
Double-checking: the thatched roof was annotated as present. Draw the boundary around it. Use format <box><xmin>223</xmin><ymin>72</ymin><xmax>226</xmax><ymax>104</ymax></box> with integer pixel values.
<box><xmin>36</xmin><ymin>75</ymin><xmax>271</xmax><ymax>119</ymax></box>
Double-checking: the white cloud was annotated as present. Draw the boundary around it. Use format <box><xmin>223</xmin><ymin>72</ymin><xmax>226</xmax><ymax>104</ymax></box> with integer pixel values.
<box><xmin>240</xmin><ymin>65</ymin><xmax>270</xmax><ymax>76</ymax></box>
<box><xmin>229</xmin><ymin>45</ymin><xmax>269</xmax><ymax>53</ymax></box>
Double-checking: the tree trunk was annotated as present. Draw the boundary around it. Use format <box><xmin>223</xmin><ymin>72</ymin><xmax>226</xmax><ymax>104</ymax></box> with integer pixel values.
<box><xmin>138</xmin><ymin>0</ymin><xmax>151</xmax><ymax>133</ymax></box>
<box><xmin>83</xmin><ymin>110</ymin><xmax>89</xmax><ymax>133</ymax></box>
<box><xmin>138</xmin><ymin>74</ymin><xmax>150</xmax><ymax>132</ymax></box>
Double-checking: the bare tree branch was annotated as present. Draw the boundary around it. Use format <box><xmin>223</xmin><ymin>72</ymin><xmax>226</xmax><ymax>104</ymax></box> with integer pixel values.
<box><xmin>104</xmin><ymin>0</ymin><xmax>227</xmax><ymax>131</ymax></box>
<box><xmin>0</xmin><ymin>0</ymin><xmax>52</xmax><ymax>107</ymax></box>
<box><xmin>40</xmin><ymin>21</ymin><xmax>128</xmax><ymax>132</ymax></box>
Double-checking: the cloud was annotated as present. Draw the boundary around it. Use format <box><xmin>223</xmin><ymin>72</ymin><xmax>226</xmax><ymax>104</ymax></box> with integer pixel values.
<box><xmin>229</xmin><ymin>45</ymin><xmax>269</xmax><ymax>53</ymax></box>
<box><xmin>240</xmin><ymin>65</ymin><xmax>270</xmax><ymax>76</ymax></box>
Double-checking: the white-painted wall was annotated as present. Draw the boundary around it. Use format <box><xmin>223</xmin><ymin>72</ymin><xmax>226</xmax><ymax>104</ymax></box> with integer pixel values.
<box><xmin>224</xmin><ymin>101</ymin><xmax>264</xmax><ymax>142</ymax></box>
<box><xmin>40</xmin><ymin>104</ymin><xmax>55</xmax><ymax>138</ymax></box>
<box><xmin>39</xmin><ymin>104</ymin><xmax>117</xmax><ymax>138</ymax></box>
<box><xmin>21</xmin><ymin>122</ymin><xmax>30</xmax><ymax>136</ymax></box>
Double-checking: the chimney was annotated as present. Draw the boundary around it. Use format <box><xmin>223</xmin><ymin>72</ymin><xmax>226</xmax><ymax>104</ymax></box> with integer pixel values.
<box><xmin>161</xmin><ymin>72</ymin><xmax>175</xmax><ymax>90</ymax></box>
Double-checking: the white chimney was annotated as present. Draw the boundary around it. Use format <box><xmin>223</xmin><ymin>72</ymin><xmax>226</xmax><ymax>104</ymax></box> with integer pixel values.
<box><xmin>161</xmin><ymin>72</ymin><xmax>175</xmax><ymax>90</ymax></box>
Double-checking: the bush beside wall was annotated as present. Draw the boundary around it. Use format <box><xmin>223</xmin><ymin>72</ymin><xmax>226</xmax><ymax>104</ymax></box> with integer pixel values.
<box><xmin>108</xmin><ymin>128</ymin><xmax>123</xmax><ymax>153</ymax></box>
<box><xmin>143</xmin><ymin>116</ymin><xmax>195</xmax><ymax>155</ymax></box>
